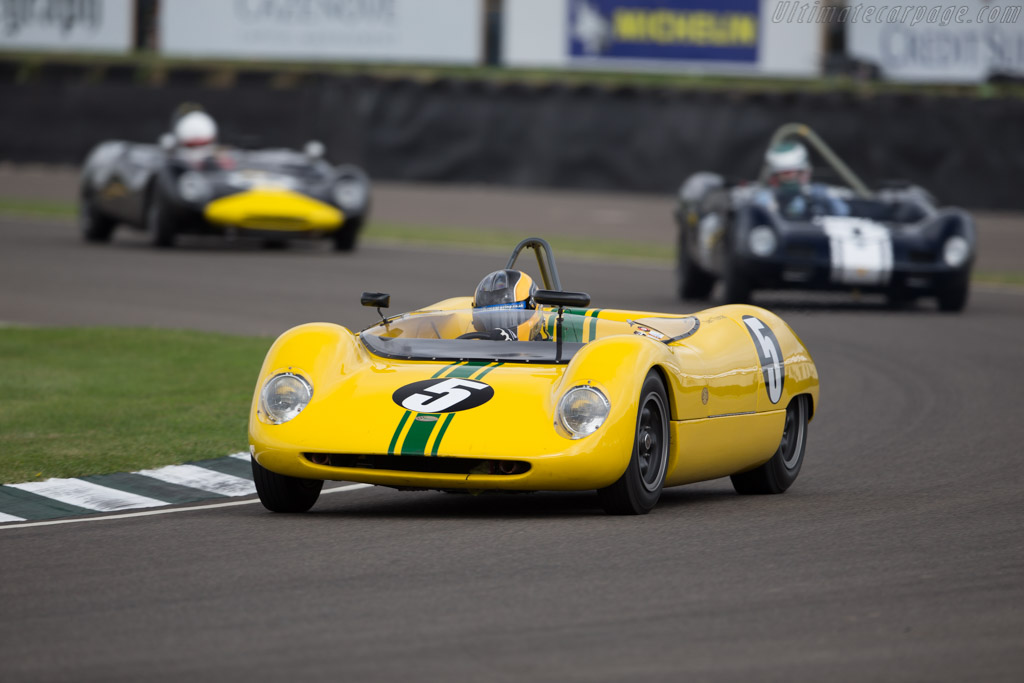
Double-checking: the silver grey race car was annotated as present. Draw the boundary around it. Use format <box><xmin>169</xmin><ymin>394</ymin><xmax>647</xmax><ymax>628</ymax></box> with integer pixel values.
<box><xmin>80</xmin><ymin>136</ymin><xmax>371</xmax><ymax>251</ymax></box>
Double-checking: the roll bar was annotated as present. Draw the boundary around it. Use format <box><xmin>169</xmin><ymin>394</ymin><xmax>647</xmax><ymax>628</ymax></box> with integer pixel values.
<box><xmin>506</xmin><ymin>237</ymin><xmax>563</xmax><ymax>291</ymax></box>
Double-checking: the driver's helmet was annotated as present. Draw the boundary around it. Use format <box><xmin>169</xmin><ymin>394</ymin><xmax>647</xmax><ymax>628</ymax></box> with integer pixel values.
<box><xmin>472</xmin><ymin>269</ymin><xmax>540</xmax><ymax>341</ymax></box>
<box><xmin>766</xmin><ymin>140</ymin><xmax>811</xmax><ymax>190</ymax></box>
<box><xmin>174</xmin><ymin>110</ymin><xmax>218</xmax><ymax>151</ymax></box>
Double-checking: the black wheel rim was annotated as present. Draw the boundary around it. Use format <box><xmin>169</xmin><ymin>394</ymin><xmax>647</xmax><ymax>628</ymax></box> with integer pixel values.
<box><xmin>637</xmin><ymin>393</ymin><xmax>668</xmax><ymax>492</ymax></box>
<box><xmin>779</xmin><ymin>399</ymin><xmax>806</xmax><ymax>470</ymax></box>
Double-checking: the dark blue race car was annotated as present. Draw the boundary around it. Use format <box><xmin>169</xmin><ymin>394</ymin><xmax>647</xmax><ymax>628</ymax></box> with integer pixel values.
<box><xmin>675</xmin><ymin>123</ymin><xmax>975</xmax><ymax>311</ymax></box>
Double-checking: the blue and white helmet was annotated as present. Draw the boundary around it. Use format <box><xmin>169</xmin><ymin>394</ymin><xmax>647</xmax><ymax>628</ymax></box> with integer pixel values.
<box><xmin>472</xmin><ymin>269</ymin><xmax>540</xmax><ymax>340</ymax></box>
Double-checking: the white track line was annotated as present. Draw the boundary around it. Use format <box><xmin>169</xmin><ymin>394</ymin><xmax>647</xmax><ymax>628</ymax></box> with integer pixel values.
<box><xmin>9</xmin><ymin>478</ymin><xmax>167</xmax><ymax>512</ymax></box>
<box><xmin>0</xmin><ymin>483</ymin><xmax>372</xmax><ymax>531</ymax></box>
<box><xmin>136</xmin><ymin>464</ymin><xmax>256</xmax><ymax>497</ymax></box>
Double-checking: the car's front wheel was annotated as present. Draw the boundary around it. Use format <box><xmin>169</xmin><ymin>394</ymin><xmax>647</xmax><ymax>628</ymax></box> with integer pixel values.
<box><xmin>677</xmin><ymin>226</ymin><xmax>715</xmax><ymax>300</ymax></box>
<box><xmin>145</xmin><ymin>194</ymin><xmax>177</xmax><ymax>248</ymax></box>
<box><xmin>937</xmin><ymin>273</ymin><xmax>970</xmax><ymax>313</ymax></box>
<box><xmin>252</xmin><ymin>457</ymin><xmax>324</xmax><ymax>513</ymax></box>
<box><xmin>332</xmin><ymin>217</ymin><xmax>363</xmax><ymax>252</ymax></box>
<box><xmin>722</xmin><ymin>239</ymin><xmax>752</xmax><ymax>304</ymax></box>
<box><xmin>731</xmin><ymin>395</ymin><xmax>809</xmax><ymax>495</ymax></box>
<box><xmin>79</xmin><ymin>195</ymin><xmax>117</xmax><ymax>243</ymax></box>
<box><xmin>598</xmin><ymin>371</ymin><xmax>670</xmax><ymax>515</ymax></box>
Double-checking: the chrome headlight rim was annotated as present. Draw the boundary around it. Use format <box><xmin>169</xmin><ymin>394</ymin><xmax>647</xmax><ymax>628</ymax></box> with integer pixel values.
<box><xmin>259</xmin><ymin>372</ymin><xmax>314</xmax><ymax>425</ymax></box>
<box><xmin>942</xmin><ymin>235</ymin><xmax>971</xmax><ymax>269</ymax></box>
<box><xmin>558</xmin><ymin>385</ymin><xmax>611</xmax><ymax>440</ymax></box>
<box><xmin>177</xmin><ymin>170</ymin><xmax>212</xmax><ymax>204</ymax></box>
<box><xmin>748</xmin><ymin>224</ymin><xmax>778</xmax><ymax>258</ymax></box>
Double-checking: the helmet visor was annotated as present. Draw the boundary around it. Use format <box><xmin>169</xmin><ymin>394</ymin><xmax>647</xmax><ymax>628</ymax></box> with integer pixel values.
<box><xmin>473</xmin><ymin>302</ymin><xmax>535</xmax><ymax>331</ymax></box>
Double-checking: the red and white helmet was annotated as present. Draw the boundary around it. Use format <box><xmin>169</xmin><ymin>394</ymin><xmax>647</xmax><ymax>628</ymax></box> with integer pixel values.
<box><xmin>174</xmin><ymin>111</ymin><xmax>218</xmax><ymax>149</ymax></box>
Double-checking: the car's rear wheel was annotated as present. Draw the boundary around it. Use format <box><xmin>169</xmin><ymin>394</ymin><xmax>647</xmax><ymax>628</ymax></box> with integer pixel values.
<box><xmin>332</xmin><ymin>217</ymin><xmax>362</xmax><ymax>252</ymax></box>
<box><xmin>145</xmin><ymin>194</ymin><xmax>176</xmax><ymax>248</ymax></box>
<box><xmin>79</xmin><ymin>195</ymin><xmax>117</xmax><ymax>243</ymax></box>
<box><xmin>677</xmin><ymin>226</ymin><xmax>715</xmax><ymax>300</ymax></box>
<box><xmin>251</xmin><ymin>457</ymin><xmax>324</xmax><ymax>513</ymax></box>
<box><xmin>731</xmin><ymin>395</ymin><xmax>809</xmax><ymax>495</ymax></box>
<box><xmin>598</xmin><ymin>371</ymin><xmax>669</xmax><ymax>515</ymax></box>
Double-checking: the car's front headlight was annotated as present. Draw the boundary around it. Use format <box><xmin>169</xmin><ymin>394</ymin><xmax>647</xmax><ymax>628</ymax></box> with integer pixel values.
<box><xmin>332</xmin><ymin>177</ymin><xmax>368</xmax><ymax>211</ymax></box>
<box><xmin>259</xmin><ymin>373</ymin><xmax>313</xmax><ymax>424</ymax></box>
<box><xmin>178</xmin><ymin>171</ymin><xmax>212</xmax><ymax>204</ymax></box>
<box><xmin>943</xmin><ymin>235</ymin><xmax>970</xmax><ymax>268</ymax></box>
<box><xmin>558</xmin><ymin>386</ymin><xmax>610</xmax><ymax>439</ymax></box>
<box><xmin>748</xmin><ymin>225</ymin><xmax>777</xmax><ymax>258</ymax></box>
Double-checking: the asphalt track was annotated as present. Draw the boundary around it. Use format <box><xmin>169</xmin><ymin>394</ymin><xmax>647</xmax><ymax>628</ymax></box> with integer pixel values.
<box><xmin>2</xmin><ymin>205</ymin><xmax>1024</xmax><ymax>681</ymax></box>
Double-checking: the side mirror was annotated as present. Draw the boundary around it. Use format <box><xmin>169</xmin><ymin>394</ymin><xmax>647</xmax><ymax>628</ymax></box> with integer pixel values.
<box><xmin>361</xmin><ymin>292</ymin><xmax>390</xmax><ymax>308</ymax></box>
<box><xmin>533</xmin><ymin>290</ymin><xmax>591</xmax><ymax>309</ymax></box>
<box><xmin>304</xmin><ymin>140</ymin><xmax>325</xmax><ymax>159</ymax></box>
<box><xmin>158</xmin><ymin>133</ymin><xmax>176</xmax><ymax>151</ymax></box>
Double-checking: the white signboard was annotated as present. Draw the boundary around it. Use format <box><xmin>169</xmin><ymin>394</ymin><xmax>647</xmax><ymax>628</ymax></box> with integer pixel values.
<box><xmin>846</xmin><ymin>0</ymin><xmax>1024</xmax><ymax>82</ymax></box>
<box><xmin>0</xmin><ymin>0</ymin><xmax>132</xmax><ymax>53</ymax></box>
<box><xmin>503</xmin><ymin>0</ymin><xmax>822</xmax><ymax>78</ymax></box>
<box><xmin>160</xmin><ymin>0</ymin><xmax>483</xmax><ymax>65</ymax></box>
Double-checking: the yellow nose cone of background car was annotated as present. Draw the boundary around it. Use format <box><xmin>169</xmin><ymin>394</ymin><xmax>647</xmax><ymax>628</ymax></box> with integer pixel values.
<box><xmin>204</xmin><ymin>189</ymin><xmax>344</xmax><ymax>232</ymax></box>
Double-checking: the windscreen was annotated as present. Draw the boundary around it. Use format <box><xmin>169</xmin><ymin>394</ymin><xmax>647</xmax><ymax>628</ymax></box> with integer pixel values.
<box><xmin>358</xmin><ymin>308</ymin><xmax>689</xmax><ymax>364</ymax></box>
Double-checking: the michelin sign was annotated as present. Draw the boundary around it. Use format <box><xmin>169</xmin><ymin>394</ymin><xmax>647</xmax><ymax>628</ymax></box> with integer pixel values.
<box><xmin>505</xmin><ymin>0</ymin><xmax>820</xmax><ymax>76</ymax></box>
<box><xmin>569</xmin><ymin>0</ymin><xmax>759</xmax><ymax>64</ymax></box>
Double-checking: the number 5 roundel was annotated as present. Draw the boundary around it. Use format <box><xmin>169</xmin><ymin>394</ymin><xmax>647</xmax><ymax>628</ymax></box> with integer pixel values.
<box><xmin>393</xmin><ymin>378</ymin><xmax>494</xmax><ymax>413</ymax></box>
<box><xmin>742</xmin><ymin>316</ymin><xmax>785</xmax><ymax>405</ymax></box>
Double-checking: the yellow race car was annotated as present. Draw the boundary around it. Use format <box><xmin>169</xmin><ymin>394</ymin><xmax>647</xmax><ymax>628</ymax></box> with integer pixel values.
<box><xmin>248</xmin><ymin>239</ymin><xmax>820</xmax><ymax>515</ymax></box>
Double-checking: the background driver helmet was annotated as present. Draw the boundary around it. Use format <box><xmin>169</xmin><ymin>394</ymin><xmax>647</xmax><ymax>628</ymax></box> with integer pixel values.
<box><xmin>766</xmin><ymin>140</ymin><xmax>811</xmax><ymax>189</ymax></box>
<box><xmin>174</xmin><ymin>110</ymin><xmax>218</xmax><ymax>151</ymax></box>
<box><xmin>472</xmin><ymin>269</ymin><xmax>540</xmax><ymax>341</ymax></box>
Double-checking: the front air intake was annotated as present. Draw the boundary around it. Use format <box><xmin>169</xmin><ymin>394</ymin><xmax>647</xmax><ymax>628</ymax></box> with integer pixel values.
<box><xmin>303</xmin><ymin>453</ymin><xmax>530</xmax><ymax>476</ymax></box>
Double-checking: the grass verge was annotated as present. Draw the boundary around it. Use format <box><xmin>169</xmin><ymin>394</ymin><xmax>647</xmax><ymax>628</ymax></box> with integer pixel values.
<box><xmin>0</xmin><ymin>327</ymin><xmax>271</xmax><ymax>484</ymax></box>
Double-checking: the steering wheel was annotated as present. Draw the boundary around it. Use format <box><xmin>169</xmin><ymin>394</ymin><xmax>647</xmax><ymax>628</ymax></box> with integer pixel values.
<box><xmin>457</xmin><ymin>331</ymin><xmax>493</xmax><ymax>340</ymax></box>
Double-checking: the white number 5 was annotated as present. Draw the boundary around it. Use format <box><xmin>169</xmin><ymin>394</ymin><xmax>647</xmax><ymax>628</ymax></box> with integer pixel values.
<box><xmin>401</xmin><ymin>379</ymin><xmax>489</xmax><ymax>412</ymax></box>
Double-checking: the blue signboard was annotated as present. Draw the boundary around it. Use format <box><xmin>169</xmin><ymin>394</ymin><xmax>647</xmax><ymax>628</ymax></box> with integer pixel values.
<box><xmin>568</xmin><ymin>0</ymin><xmax>760</xmax><ymax>63</ymax></box>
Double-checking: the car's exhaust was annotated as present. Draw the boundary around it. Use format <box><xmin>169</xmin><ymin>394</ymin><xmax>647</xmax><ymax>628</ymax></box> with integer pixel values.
<box><xmin>307</xmin><ymin>453</ymin><xmax>330</xmax><ymax>465</ymax></box>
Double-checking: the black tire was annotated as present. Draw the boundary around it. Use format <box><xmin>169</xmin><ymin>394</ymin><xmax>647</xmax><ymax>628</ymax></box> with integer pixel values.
<box><xmin>145</xmin><ymin>193</ymin><xmax>176</xmax><ymax>248</ymax></box>
<box><xmin>251</xmin><ymin>457</ymin><xmax>324</xmax><ymax>513</ymax></box>
<box><xmin>937</xmin><ymin>273</ymin><xmax>970</xmax><ymax>313</ymax></box>
<box><xmin>262</xmin><ymin>239</ymin><xmax>290</xmax><ymax>250</ymax></box>
<box><xmin>677</xmin><ymin>226</ymin><xmax>716</xmax><ymax>300</ymax></box>
<box><xmin>598</xmin><ymin>371</ymin><xmax>670</xmax><ymax>515</ymax></box>
<box><xmin>332</xmin><ymin>217</ymin><xmax>362</xmax><ymax>252</ymax></box>
<box><xmin>731</xmin><ymin>396</ymin><xmax>809</xmax><ymax>495</ymax></box>
<box><xmin>722</xmin><ymin>248</ymin><xmax>752</xmax><ymax>304</ymax></box>
<box><xmin>79</xmin><ymin>196</ymin><xmax>117</xmax><ymax>243</ymax></box>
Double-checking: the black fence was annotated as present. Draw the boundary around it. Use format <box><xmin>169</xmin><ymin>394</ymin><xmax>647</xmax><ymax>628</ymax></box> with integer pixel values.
<box><xmin>1</xmin><ymin>77</ymin><xmax>1021</xmax><ymax>209</ymax></box>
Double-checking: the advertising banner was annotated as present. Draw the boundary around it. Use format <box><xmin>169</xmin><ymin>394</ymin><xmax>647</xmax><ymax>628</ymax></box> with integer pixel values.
<box><xmin>568</xmin><ymin>0</ymin><xmax>760</xmax><ymax>65</ymax></box>
<box><xmin>0</xmin><ymin>0</ymin><xmax>132</xmax><ymax>53</ymax></box>
<box><xmin>845</xmin><ymin>0</ymin><xmax>1024</xmax><ymax>82</ymax></box>
<box><xmin>160</xmin><ymin>0</ymin><xmax>483</xmax><ymax>65</ymax></box>
<box><xmin>504</xmin><ymin>0</ymin><xmax>821</xmax><ymax>77</ymax></box>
